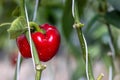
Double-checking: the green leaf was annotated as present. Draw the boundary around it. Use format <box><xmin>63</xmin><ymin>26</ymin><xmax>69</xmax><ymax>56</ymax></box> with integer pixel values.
<box><xmin>62</xmin><ymin>0</ymin><xmax>74</xmax><ymax>39</ymax></box>
<box><xmin>85</xmin><ymin>14</ymin><xmax>101</xmax><ymax>33</ymax></box>
<box><xmin>104</xmin><ymin>10</ymin><xmax>120</xmax><ymax>29</ymax></box>
<box><xmin>7</xmin><ymin>16</ymin><xmax>27</xmax><ymax>39</ymax></box>
<box><xmin>76</xmin><ymin>0</ymin><xmax>87</xmax><ymax>17</ymax></box>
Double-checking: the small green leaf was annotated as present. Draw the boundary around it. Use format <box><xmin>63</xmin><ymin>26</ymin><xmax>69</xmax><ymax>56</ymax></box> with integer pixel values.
<box><xmin>104</xmin><ymin>10</ymin><xmax>120</xmax><ymax>29</ymax></box>
<box><xmin>62</xmin><ymin>0</ymin><xmax>74</xmax><ymax>39</ymax></box>
<box><xmin>76</xmin><ymin>0</ymin><xmax>87</xmax><ymax>17</ymax></box>
<box><xmin>7</xmin><ymin>16</ymin><xmax>27</xmax><ymax>39</ymax></box>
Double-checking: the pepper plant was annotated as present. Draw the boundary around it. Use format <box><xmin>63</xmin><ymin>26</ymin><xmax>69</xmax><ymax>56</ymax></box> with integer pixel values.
<box><xmin>0</xmin><ymin>0</ymin><xmax>120</xmax><ymax>80</ymax></box>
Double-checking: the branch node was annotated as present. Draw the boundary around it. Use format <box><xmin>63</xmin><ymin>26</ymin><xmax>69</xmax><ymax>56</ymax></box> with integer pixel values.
<box><xmin>36</xmin><ymin>64</ymin><xmax>46</xmax><ymax>71</ymax></box>
<box><xmin>73</xmin><ymin>23</ymin><xmax>84</xmax><ymax>29</ymax></box>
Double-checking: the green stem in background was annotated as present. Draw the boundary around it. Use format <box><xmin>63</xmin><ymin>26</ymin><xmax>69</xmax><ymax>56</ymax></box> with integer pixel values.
<box><xmin>0</xmin><ymin>23</ymin><xmax>11</xmax><ymax>27</ymax></box>
<box><xmin>98</xmin><ymin>0</ymin><xmax>115</xmax><ymax>79</ymax></box>
<box><xmin>29</xmin><ymin>22</ymin><xmax>45</xmax><ymax>33</ymax></box>
<box><xmin>14</xmin><ymin>53</ymin><xmax>23</xmax><ymax>80</ymax></box>
<box><xmin>106</xmin><ymin>23</ymin><xmax>115</xmax><ymax>80</ymax></box>
<box><xmin>33</xmin><ymin>0</ymin><xmax>39</xmax><ymax>21</ymax></box>
<box><xmin>20</xmin><ymin>0</ymin><xmax>26</xmax><ymax>17</ymax></box>
<box><xmin>72</xmin><ymin>0</ymin><xmax>94</xmax><ymax>80</ymax></box>
<box><xmin>106</xmin><ymin>23</ymin><xmax>115</xmax><ymax>57</ymax></box>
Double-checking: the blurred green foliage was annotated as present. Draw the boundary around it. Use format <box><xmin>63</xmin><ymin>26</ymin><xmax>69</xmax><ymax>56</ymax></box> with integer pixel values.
<box><xmin>0</xmin><ymin>0</ymin><xmax>120</xmax><ymax>80</ymax></box>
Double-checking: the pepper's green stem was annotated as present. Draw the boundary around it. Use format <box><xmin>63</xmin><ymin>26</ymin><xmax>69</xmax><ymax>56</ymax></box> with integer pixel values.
<box><xmin>29</xmin><ymin>22</ymin><xmax>45</xmax><ymax>33</ymax></box>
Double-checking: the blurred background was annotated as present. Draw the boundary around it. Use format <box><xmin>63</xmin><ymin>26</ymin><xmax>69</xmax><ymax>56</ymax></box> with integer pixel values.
<box><xmin>0</xmin><ymin>0</ymin><xmax>120</xmax><ymax>80</ymax></box>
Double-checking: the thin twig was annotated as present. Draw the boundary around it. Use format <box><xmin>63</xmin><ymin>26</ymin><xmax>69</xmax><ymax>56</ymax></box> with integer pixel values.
<box><xmin>83</xmin><ymin>34</ymin><xmax>89</xmax><ymax>80</ymax></box>
<box><xmin>72</xmin><ymin>0</ymin><xmax>94</xmax><ymax>80</ymax></box>
<box><xmin>25</xmin><ymin>5</ymin><xmax>36</xmax><ymax>68</ymax></box>
<box><xmin>106</xmin><ymin>23</ymin><xmax>115</xmax><ymax>58</ymax></box>
<box><xmin>109</xmin><ymin>66</ymin><xmax>112</xmax><ymax>80</ymax></box>
<box><xmin>24</xmin><ymin>1</ymin><xmax>46</xmax><ymax>80</ymax></box>
<box><xmin>106</xmin><ymin>23</ymin><xmax>115</xmax><ymax>80</ymax></box>
<box><xmin>72</xmin><ymin>0</ymin><xmax>75</xmax><ymax>18</ymax></box>
<box><xmin>33</xmin><ymin>0</ymin><xmax>39</xmax><ymax>21</ymax></box>
<box><xmin>16</xmin><ymin>53</ymin><xmax>21</xmax><ymax>80</ymax></box>
<box><xmin>0</xmin><ymin>23</ymin><xmax>11</xmax><ymax>27</ymax></box>
<box><xmin>14</xmin><ymin>52</ymin><xmax>23</xmax><ymax>80</ymax></box>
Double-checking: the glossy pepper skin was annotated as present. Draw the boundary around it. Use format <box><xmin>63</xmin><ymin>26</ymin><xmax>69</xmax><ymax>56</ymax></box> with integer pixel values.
<box><xmin>16</xmin><ymin>23</ymin><xmax>60</xmax><ymax>62</ymax></box>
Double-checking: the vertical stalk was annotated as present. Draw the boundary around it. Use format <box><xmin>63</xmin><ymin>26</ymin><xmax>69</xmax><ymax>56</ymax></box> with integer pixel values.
<box><xmin>24</xmin><ymin>4</ymin><xmax>46</xmax><ymax>80</ymax></box>
<box><xmin>33</xmin><ymin>0</ymin><xmax>39</xmax><ymax>21</ymax></box>
<box><xmin>14</xmin><ymin>53</ymin><xmax>23</xmax><ymax>80</ymax></box>
<box><xmin>76</xmin><ymin>27</ymin><xmax>94</xmax><ymax>80</ymax></box>
<box><xmin>35</xmin><ymin>64</ymin><xmax>46</xmax><ymax>80</ymax></box>
<box><xmin>35</xmin><ymin>70</ymin><xmax>41</xmax><ymax>80</ymax></box>
<box><xmin>106</xmin><ymin>23</ymin><xmax>115</xmax><ymax>80</ymax></box>
<box><xmin>106</xmin><ymin>23</ymin><xmax>115</xmax><ymax>57</ymax></box>
<box><xmin>72</xmin><ymin>0</ymin><xmax>94</xmax><ymax>79</ymax></box>
<box><xmin>19</xmin><ymin>0</ymin><xmax>46</xmax><ymax>80</ymax></box>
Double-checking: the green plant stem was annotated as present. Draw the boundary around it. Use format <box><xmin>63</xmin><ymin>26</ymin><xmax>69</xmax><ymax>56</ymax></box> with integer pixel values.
<box><xmin>26</xmin><ymin>32</ymin><xmax>46</xmax><ymax>80</ymax></box>
<box><xmin>76</xmin><ymin>28</ymin><xmax>85</xmax><ymax>59</ymax></box>
<box><xmin>106</xmin><ymin>23</ymin><xmax>115</xmax><ymax>80</ymax></box>
<box><xmin>20</xmin><ymin>0</ymin><xmax>25</xmax><ymax>17</ymax></box>
<box><xmin>106</xmin><ymin>23</ymin><xmax>116</xmax><ymax>56</ymax></box>
<box><xmin>0</xmin><ymin>23</ymin><xmax>11</xmax><ymax>27</ymax></box>
<box><xmin>76</xmin><ymin>27</ymin><xmax>94</xmax><ymax>80</ymax></box>
<box><xmin>35</xmin><ymin>64</ymin><xmax>46</xmax><ymax>80</ymax></box>
<box><xmin>14</xmin><ymin>54</ymin><xmax>23</xmax><ymax>80</ymax></box>
<box><xmin>74</xmin><ymin>2</ymin><xmax>80</xmax><ymax>24</ymax></box>
<box><xmin>109</xmin><ymin>56</ymin><xmax>114</xmax><ymax>80</ymax></box>
<box><xmin>35</xmin><ymin>69</ymin><xmax>41</xmax><ymax>80</ymax></box>
<box><xmin>29</xmin><ymin>22</ymin><xmax>45</xmax><ymax>33</ymax></box>
<box><xmin>19</xmin><ymin>0</ymin><xmax>45</xmax><ymax>80</ymax></box>
<box><xmin>73</xmin><ymin>0</ymin><xmax>94</xmax><ymax>79</ymax></box>
<box><xmin>25</xmin><ymin>32</ymin><xmax>40</xmax><ymax>64</ymax></box>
